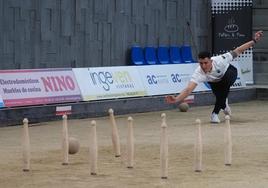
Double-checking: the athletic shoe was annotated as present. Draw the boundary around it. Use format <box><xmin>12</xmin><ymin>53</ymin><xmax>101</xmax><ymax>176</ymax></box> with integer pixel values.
<box><xmin>210</xmin><ymin>113</ymin><xmax>220</xmax><ymax>123</ymax></box>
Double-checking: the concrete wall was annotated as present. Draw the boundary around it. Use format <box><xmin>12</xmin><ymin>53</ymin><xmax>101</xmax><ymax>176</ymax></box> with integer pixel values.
<box><xmin>0</xmin><ymin>88</ymin><xmax>256</xmax><ymax>127</ymax></box>
<box><xmin>0</xmin><ymin>0</ymin><xmax>210</xmax><ymax>69</ymax></box>
<box><xmin>252</xmin><ymin>0</ymin><xmax>268</xmax><ymax>85</ymax></box>
<box><xmin>253</xmin><ymin>0</ymin><xmax>268</xmax><ymax>61</ymax></box>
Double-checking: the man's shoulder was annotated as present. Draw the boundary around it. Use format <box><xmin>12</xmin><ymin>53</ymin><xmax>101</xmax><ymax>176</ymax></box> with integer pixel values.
<box><xmin>211</xmin><ymin>52</ymin><xmax>232</xmax><ymax>63</ymax></box>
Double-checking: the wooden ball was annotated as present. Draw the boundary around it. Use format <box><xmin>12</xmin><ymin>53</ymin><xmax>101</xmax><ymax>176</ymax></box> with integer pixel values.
<box><xmin>178</xmin><ymin>102</ymin><xmax>189</xmax><ymax>112</ymax></box>
<box><xmin>69</xmin><ymin>137</ymin><xmax>80</xmax><ymax>155</ymax></box>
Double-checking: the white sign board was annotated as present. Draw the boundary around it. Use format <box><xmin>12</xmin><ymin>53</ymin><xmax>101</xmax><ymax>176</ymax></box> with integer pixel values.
<box><xmin>137</xmin><ymin>64</ymin><xmax>193</xmax><ymax>95</ymax></box>
<box><xmin>73</xmin><ymin>66</ymin><xmax>146</xmax><ymax>100</ymax></box>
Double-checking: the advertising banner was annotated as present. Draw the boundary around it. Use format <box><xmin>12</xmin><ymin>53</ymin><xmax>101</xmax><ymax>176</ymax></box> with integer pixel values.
<box><xmin>212</xmin><ymin>0</ymin><xmax>253</xmax><ymax>84</ymax></box>
<box><xmin>73</xmin><ymin>66</ymin><xmax>146</xmax><ymax>100</ymax></box>
<box><xmin>137</xmin><ymin>64</ymin><xmax>193</xmax><ymax>95</ymax></box>
<box><xmin>0</xmin><ymin>64</ymin><xmax>246</xmax><ymax>108</ymax></box>
<box><xmin>0</xmin><ymin>69</ymin><xmax>82</xmax><ymax>107</ymax></box>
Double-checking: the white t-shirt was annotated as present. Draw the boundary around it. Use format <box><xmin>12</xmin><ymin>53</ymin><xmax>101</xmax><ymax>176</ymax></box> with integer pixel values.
<box><xmin>190</xmin><ymin>52</ymin><xmax>233</xmax><ymax>83</ymax></box>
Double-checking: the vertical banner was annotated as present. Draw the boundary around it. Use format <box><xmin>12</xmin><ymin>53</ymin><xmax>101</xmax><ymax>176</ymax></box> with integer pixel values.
<box><xmin>212</xmin><ymin>0</ymin><xmax>253</xmax><ymax>84</ymax></box>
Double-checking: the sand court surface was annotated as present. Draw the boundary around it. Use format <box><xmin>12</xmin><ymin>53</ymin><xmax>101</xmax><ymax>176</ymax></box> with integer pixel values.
<box><xmin>1</xmin><ymin>100</ymin><xmax>268</xmax><ymax>188</ymax></box>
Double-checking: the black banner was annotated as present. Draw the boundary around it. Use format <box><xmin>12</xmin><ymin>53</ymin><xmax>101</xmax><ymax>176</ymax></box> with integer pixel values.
<box><xmin>212</xmin><ymin>1</ymin><xmax>252</xmax><ymax>54</ymax></box>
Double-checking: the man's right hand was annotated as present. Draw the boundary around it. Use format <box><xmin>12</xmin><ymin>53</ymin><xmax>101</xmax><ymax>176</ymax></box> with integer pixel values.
<box><xmin>165</xmin><ymin>95</ymin><xmax>177</xmax><ymax>104</ymax></box>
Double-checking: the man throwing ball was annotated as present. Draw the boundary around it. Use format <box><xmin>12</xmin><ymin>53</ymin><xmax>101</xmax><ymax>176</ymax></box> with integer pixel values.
<box><xmin>166</xmin><ymin>30</ymin><xmax>264</xmax><ymax>123</ymax></box>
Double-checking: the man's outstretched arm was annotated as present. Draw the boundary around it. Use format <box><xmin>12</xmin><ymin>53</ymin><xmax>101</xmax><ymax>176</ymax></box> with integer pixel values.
<box><xmin>165</xmin><ymin>81</ymin><xmax>197</xmax><ymax>104</ymax></box>
<box><xmin>233</xmin><ymin>30</ymin><xmax>263</xmax><ymax>57</ymax></box>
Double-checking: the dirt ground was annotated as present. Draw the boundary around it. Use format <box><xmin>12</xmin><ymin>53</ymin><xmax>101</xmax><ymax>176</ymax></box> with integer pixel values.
<box><xmin>1</xmin><ymin>100</ymin><xmax>268</xmax><ymax>188</ymax></box>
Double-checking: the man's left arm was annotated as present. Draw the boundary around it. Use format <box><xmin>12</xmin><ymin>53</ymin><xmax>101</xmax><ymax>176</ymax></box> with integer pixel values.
<box><xmin>232</xmin><ymin>30</ymin><xmax>263</xmax><ymax>58</ymax></box>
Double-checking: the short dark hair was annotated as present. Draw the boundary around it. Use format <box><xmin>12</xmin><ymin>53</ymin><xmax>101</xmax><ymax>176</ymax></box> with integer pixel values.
<box><xmin>198</xmin><ymin>51</ymin><xmax>211</xmax><ymax>59</ymax></box>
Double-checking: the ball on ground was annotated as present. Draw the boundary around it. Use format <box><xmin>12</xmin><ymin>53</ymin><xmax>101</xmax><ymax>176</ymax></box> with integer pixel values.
<box><xmin>69</xmin><ymin>137</ymin><xmax>80</xmax><ymax>155</ymax></box>
<box><xmin>178</xmin><ymin>102</ymin><xmax>189</xmax><ymax>112</ymax></box>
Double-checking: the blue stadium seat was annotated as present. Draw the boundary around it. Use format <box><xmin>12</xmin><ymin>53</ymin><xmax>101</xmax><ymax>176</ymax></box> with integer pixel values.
<box><xmin>181</xmin><ymin>45</ymin><xmax>196</xmax><ymax>63</ymax></box>
<box><xmin>130</xmin><ymin>46</ymin><xmax>145</xmax><ymax>65</ymax></box>
<box><xmin>157</xmin><ymin>46</ymin><xmax>170</xmax><ymax>64</ymax></box>
<box><xmin>144</xmin><ymin>47</ymin><xmax>158</xmax><ymax>65</ymax></box>
<box><xmin>169</xmin><ymin>46</ymin><xmax>183</xmax><ymax>64</ymax></box>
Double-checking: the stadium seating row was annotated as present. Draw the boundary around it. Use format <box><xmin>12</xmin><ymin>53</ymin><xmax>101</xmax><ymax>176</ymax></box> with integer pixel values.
<box><xmin>131</xmin><ymin>45</ymin><xmax>196</xmax><ymax>65</ymax></box>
